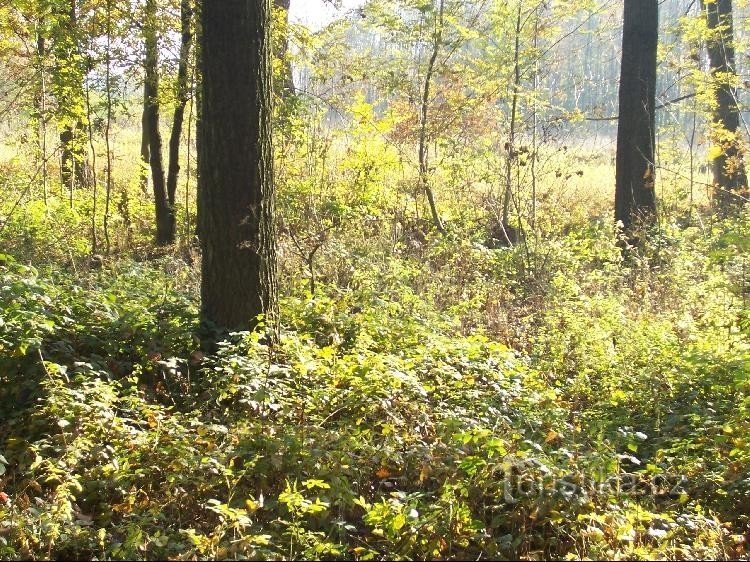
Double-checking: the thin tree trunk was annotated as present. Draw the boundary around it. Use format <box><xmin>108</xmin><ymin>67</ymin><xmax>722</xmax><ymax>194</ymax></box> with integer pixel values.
<box><xmin>274</xmin><ymin>0</ymin><xmax>294</xmax><ymax>98</ymax></box>
<box><xmin>701</xmin><ymin>0</ymin><xmax>747</xmax><ymax>212</ymax></box>
<box><xmin>144</xmin><ymin>0</ymin><xmax>175</xmax><ymax>245</ymax></box>
<box><xmin>166</xmin><ymin>0</ymin><xmax>194</xmax><ymax>212</ymax></box>
<box><xmin>104</xmin><ymin>0</ymin><xmax>113</xmax><ymax>254</ymax></box>
<box><xmin>58</xmin><ymin>3</ymin><xmax>74</xmax><ymax>197</ymax></box>
<box><xmin>185</xmin><ymin>63</ymin><xmax>196</xmax><ymax>240</ymax></box>
<box><xmin>35</xmin><ymin>27</ymin><xmax>48</xmax><ymax>208</ymax></box>
<box><xmin>689</xmin><ymin>95</ymin><xmax>698</xmax><ymax>224</ymax></box>
<box><xmin>614</xmin><ymin>0</ymin><xmax>658</xmax><ymax>236</ymax></box>
<box><xmin>85</xmin><ymin>80</ymin><xmax>98</xmax><ymax>255</ymax></box>
<box><xmin>199</xmin><ymin>0</ymin><xmax>278</xmax><ymax>334</ymax></box>
<box><xmin>418</xmin><ymin>0</ymin><xmax>445</xmax><ymax>234</ymax></box>
<box><xmin>502</xmin><ymin>3</ymin><xmax>522</xmax><ymax>225</ymax></box>
<box><xmin>69</xmin><ymin>0</ymin><xmax>88</xmax><ymax>191</ymax></box>
<box><xmin>501</xmin><ymin>1</ymin><xmax>522</xmax><ymax>242</ymax></box>
<box><xmin>60</xmin><ymin>126</ymin><xmax>74</xmax><ymax>202</ymax></box>
<box><xmin>194</xmin><ymin>1</ymin><xmax>203</xmax><ymax>240</ymax></box>
<box><xmin>140</xmin><ymin>81</ymin><xmax>150</xmax><ymax>196</ymax></box>
<box><xmin>530</xmin><ymin>5</ymin><xmax>539</xmax><ymax>233</ymax></box>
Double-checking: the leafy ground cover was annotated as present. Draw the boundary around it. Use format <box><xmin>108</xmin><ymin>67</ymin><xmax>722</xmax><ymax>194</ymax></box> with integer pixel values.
<box><xmin>1</xmin><ymin>211</ymin><xmax>749</xmax><ymax>560</ymax></box>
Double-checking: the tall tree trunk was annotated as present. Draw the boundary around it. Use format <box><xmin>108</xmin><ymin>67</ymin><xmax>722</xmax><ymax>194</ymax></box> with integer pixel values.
<box><xmin>273</xmin><ymin>0</ymin><xmax>294</xmax><ymax>98</ymax></box>
<box><xmin>701</xmin><ymin>0</ymin><xmax>747</xmax><ymax>212</ymax></box>
<box><xmin>615</xmin><ymin>0</ymin><xmax>658</xmax><ymax>237</ymax></box>
<box><xmin>418</xmin><ymin>0</ymin><xmax>445</xmax><ymax>234</ymax></box>
<box><xmin>143</xmin><ymin>0</ymin><xmax>175</xmax><ymax>245</ymax></box>
<box><xmin>199</xmin><ymin>0</ymin><xmax>278</xmax><ymax>334</ymax></box>
<box><xmin>166</xmin><ymin>0</ymin><xmax>194</xmax><ymax>211</ymax></box>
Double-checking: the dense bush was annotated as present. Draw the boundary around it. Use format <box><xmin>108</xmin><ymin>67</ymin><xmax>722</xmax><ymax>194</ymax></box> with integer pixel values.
<box><xmin>1</xmin><ymin>209</ymin><xmax>748</xmax><ymax>560</ymax></box>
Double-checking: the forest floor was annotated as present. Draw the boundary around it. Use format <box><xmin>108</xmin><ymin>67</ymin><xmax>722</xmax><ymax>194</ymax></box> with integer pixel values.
<box><xmin>0</xmin><ymin>141</ymin><xmax>749</xmax><ymax>559</ymax></box>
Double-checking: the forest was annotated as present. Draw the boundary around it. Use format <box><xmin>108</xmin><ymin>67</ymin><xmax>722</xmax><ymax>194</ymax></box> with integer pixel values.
<box><xmin>0</xmin><ymin>0</ymin><xmax>749</xmax><ymax>559</ymax></box>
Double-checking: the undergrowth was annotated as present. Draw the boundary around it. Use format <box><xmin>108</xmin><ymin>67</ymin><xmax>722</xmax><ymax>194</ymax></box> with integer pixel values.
<box><xmin>1</xmin><ymin>210</ymin><xmax>749</xmax><ymax>560</ymax></box>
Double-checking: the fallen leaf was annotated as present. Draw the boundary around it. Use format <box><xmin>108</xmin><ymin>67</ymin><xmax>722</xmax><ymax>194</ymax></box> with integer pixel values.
<box><xmin>375</xmin><ymin>466</ymin><xmax>392</xmax><ymax>479</ymax></box>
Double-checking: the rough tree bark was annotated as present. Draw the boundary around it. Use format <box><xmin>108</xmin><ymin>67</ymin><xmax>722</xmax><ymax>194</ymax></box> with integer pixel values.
<box><xmin>199</xmin><ymin>0</ymin><xmax>278</xmax><ymax>334</ymax></box>
<box><xmin>143</xmin><ymin>0</ymin><xmax>175</xmax><ymax>245</ymax></box>
<box><xmin>615</xmin><ymin>0</ymin><xmax>658</xmax><ymax>236</ymax></box>
<box><xmin>701</xmin><ymin>0</ymin><xmax>747</xmax><ymax>212</ymax></box>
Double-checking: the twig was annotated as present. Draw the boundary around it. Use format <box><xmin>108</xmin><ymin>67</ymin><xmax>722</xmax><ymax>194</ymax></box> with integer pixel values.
<box><xmin>584</xmin><ymin>93</ymin><xmax>698</xmax><ymax>121</ymax></box>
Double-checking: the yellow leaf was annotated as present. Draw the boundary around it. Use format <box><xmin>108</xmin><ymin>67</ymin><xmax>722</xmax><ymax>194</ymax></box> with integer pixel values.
<box><xmin>708</xmin><ymin>145</ymin><xmax>724</xmax><ymax>161</ymax></box>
